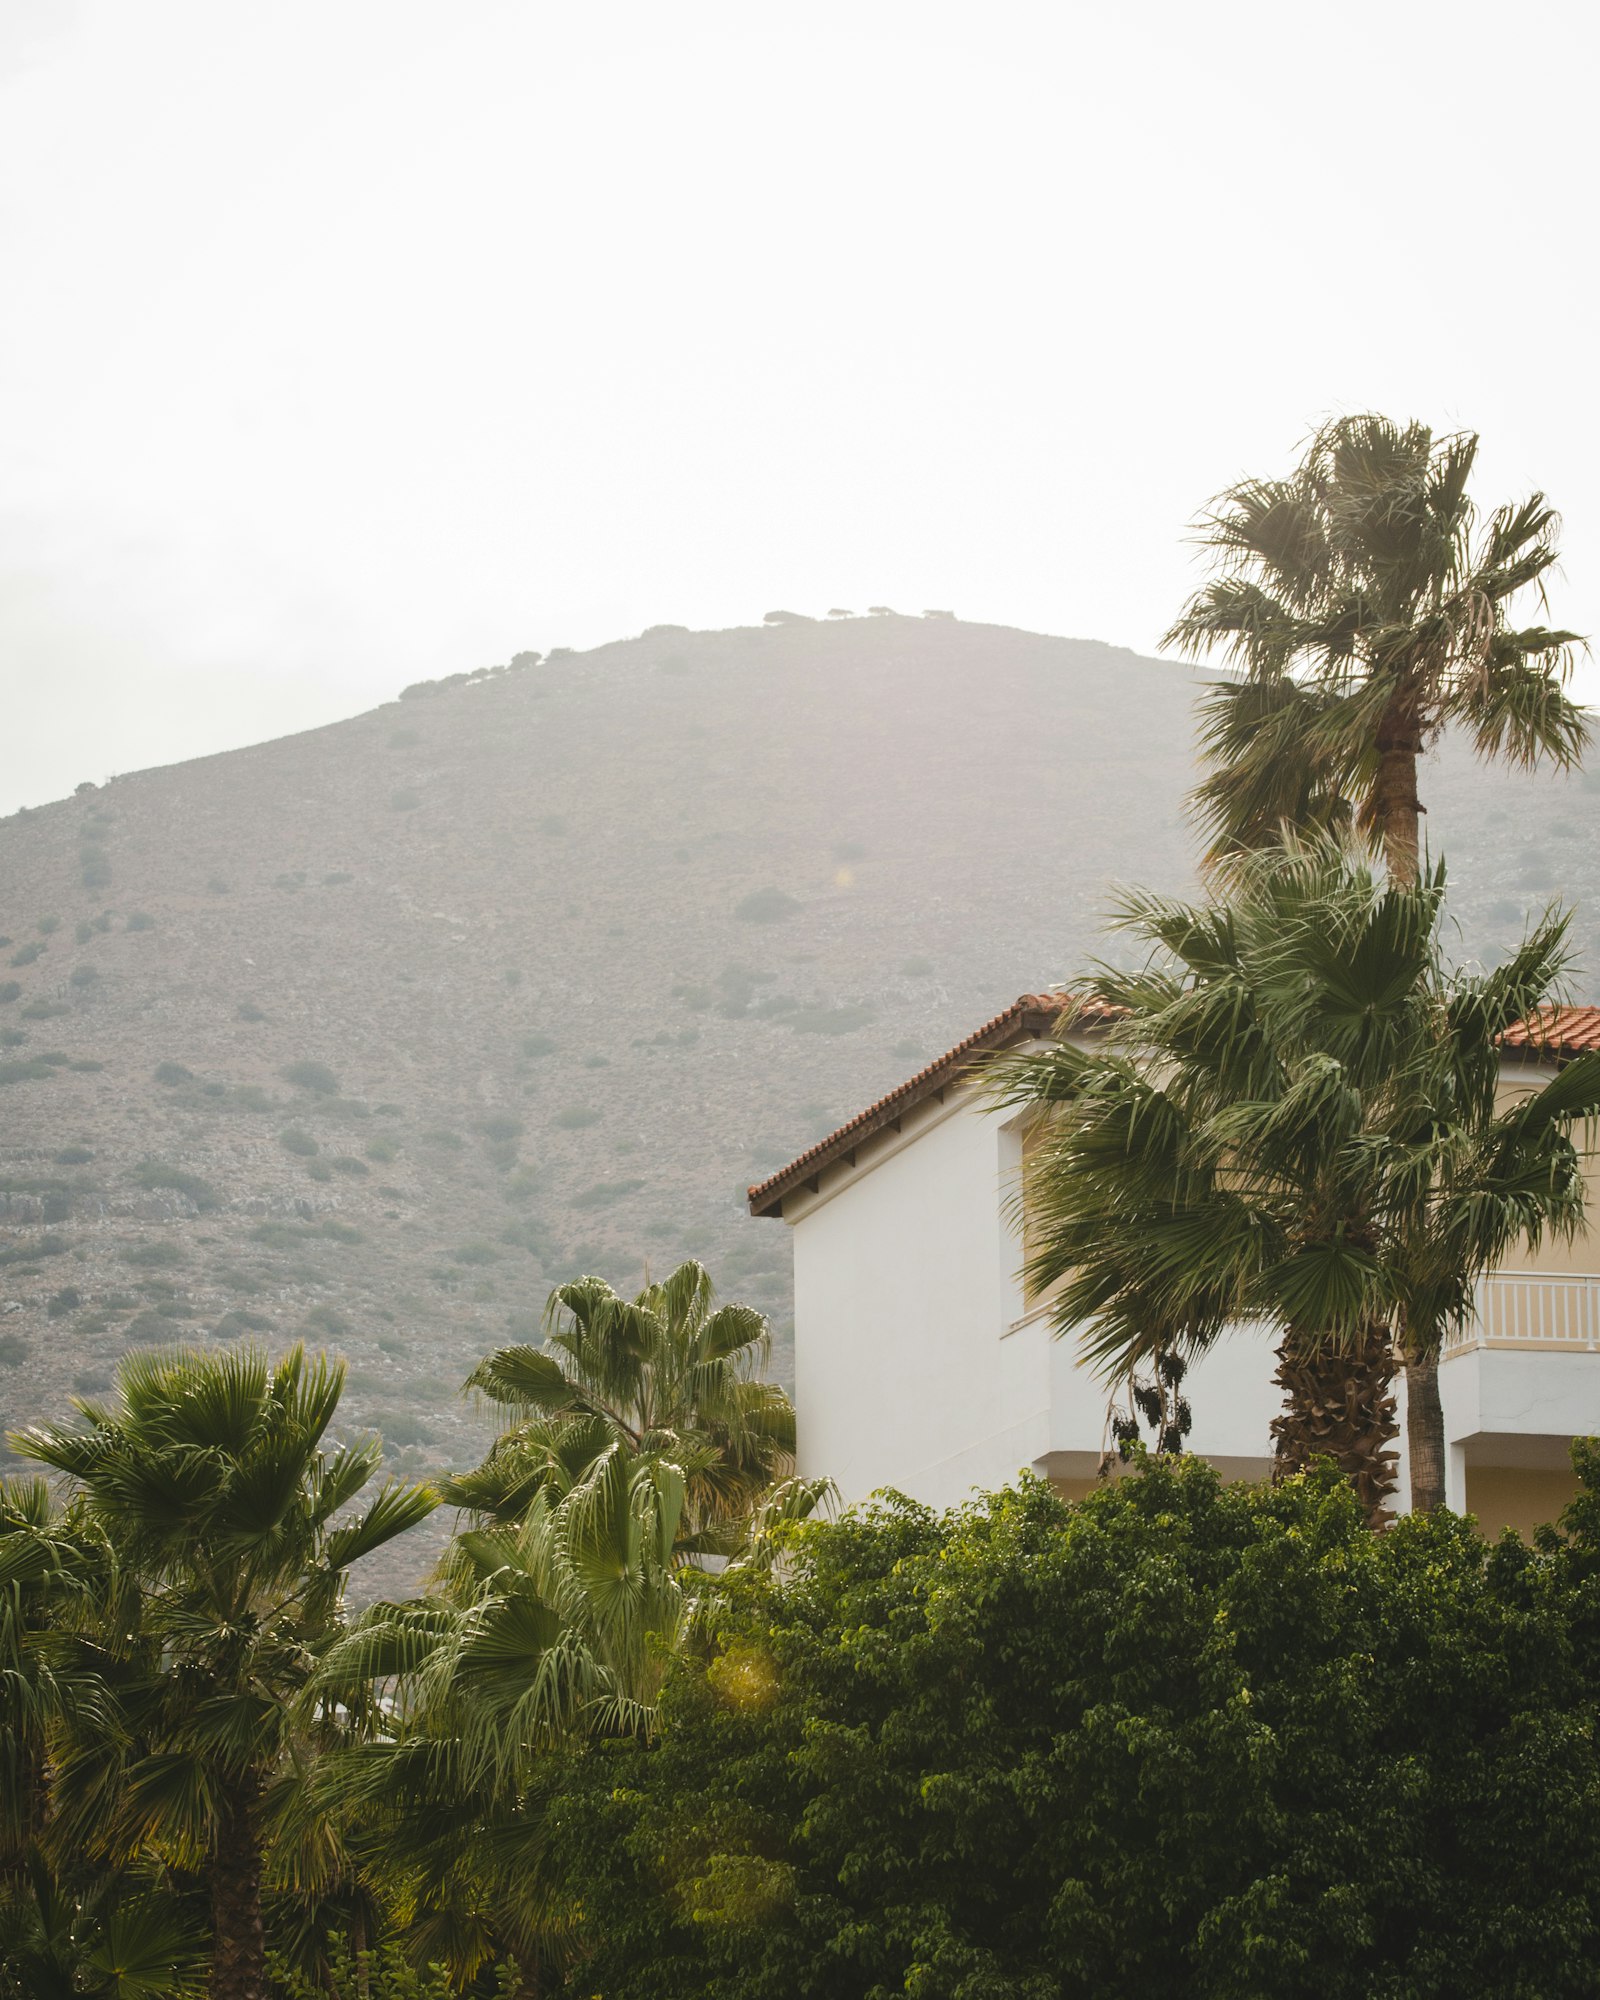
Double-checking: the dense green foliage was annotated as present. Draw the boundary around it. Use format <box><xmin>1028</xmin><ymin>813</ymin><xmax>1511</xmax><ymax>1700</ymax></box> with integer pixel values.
<box><xmin>549</xmin><ymin>1453</ymin><xmax>1600</xmax><ymax>1999</ymax></box>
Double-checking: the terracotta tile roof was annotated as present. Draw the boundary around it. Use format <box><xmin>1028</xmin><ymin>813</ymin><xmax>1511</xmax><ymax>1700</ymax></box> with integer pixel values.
<box><xmin>748</xmin><ymin>996</ymin><xmax>1600</xmax><ymax>1222</ymax></box>
<box><xmin>1500</xmin><ymin>1005</ymin><xmax>1600</xmax><ymax>1061</ymax></box>
<box><xmin>746</xmin><ymin>991</ymin><xmax>1115</xmax><ymax>1219</ymax></box>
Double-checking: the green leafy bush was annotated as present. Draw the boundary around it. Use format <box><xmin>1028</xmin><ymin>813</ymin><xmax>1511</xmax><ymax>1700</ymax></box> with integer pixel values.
<box><xmin>305</xmin><ymin>1158</ymin><xmax>334</xmax><ymax>1181</ymax></box>
<box><xmin>36</xmin><ymin>914</ymin><xmax>61</xmax><ymax>935</ymax></box>
<box><xmin>554</xmin><ymin>1106</ymin><xmax>600</xmax><ymax>1130</ymax></box>
<box><xmin>68</xmin><ymin>964</ymin><xmax>99</xmax><ymax>988</ymax></box>
<box><xmin>554</xmin><ymin>1458</ymin><xmax>1600</xmax><ymax>2000</ymax></box>
<box><xmin>330</xmin><ymin>1154</ymin><xmax>369</xmax><ymax>1176</ymax></box>
<box><xmin>0</xmin><ymin>982</ymin><xmax>19</xmax><ymax>1004</ymax></box>
<box><xmin>279</xmin><ymin>1128</ymin><xmax>319</xmax><ymax>1157</ymax></box>
<box><xmin>364</xmin><ymin>1135</ymin><xmax>400</xmax><ymax>1164</ymax></box>
<box><xmin>126</xmin><ymin>911</ymin><xmax>155</xmax><ymax>931</ymax></box>
<box><xmin>520</xmin><ymin>1033</ymin><xmax>557</xmax><ymax>1058</ymax></box>
<box><xmin>9</xmin><ymin>941</ymin><xmax>44</xmax><ymax>967</ymax></box>
<box><xmin>153</xmin><ymin>1061</ymin><xmax>194</xmax><ymax>1085</ymax></box>
<box><xmin>237</xmin><ymin>1001</ymin><xmax>267</xmax><ymax>1022</ymax></box>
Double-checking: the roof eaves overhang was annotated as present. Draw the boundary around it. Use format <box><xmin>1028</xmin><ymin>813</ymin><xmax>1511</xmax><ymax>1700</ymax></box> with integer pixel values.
<box><xmin>746</xmin><ymin>991</ymin><xmax>1100</xmax><ymax>1220</ymax></box>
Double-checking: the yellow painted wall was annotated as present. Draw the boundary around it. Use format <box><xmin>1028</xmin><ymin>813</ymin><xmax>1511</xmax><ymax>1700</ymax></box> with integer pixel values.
<box><xmin>1496</xmin><ymin>1070</ymin><xmax>1600</xmax><ymax>1277</ymax></box>
<box><xmin>1465</xmin><ymin>1465</ymin><xmax>1578</xmax><ymax>1539</ymax></box>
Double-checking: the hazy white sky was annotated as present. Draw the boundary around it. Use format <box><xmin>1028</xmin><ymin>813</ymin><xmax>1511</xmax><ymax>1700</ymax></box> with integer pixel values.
<box><xmin>2</xmin><ymin>0</ymin><xmax>1597</xmax><ymax>812</ymax></box>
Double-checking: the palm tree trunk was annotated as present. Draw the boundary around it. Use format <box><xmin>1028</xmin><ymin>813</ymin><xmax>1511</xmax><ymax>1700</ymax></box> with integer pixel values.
<box><xmin>1372</xmin><ymin>704</ymin><xmax>1458</xmax><ymax>1519</ymax></box>
<box><xmin>1372</xmin><ymin>709</ymin><xmax>1423</xmax><ymax>888</ymax></box>
<box><xmin>1271</xmin><ymin>1321</ymin><xmax>1400</xmax><ymax>1527</ymax></box>
<box><xmin>210</xmin><ymin>1773</ymin><xmax>267</xmax><ymax>2000</ymax></box>
<box><xmin>1404</xmin><ymin>1346</ymin><xmax>1447</xmax><ymax>1513</ymax></box>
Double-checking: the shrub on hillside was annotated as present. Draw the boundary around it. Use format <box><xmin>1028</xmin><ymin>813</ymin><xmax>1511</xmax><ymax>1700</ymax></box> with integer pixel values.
<box><xmin>0</xmin><ymin>1334</ymin><xmax>28</xmax><ymax>1367</ymax></box>
<box><xmin>571</xmin><ymin>1178</ymin><xmax>645</xmax><ymax>1210</ymax></box>
<box><xmin>279</xmin><ymin>1128</ymin><xmax>319</xmax><ymax>1157</ymax></box>
<box><xmin>153</xmin><ymin>1061</ymin><xmax>194</xmax><ymax>1085</ymax></box>
<box><xmin>9</xmin><ymin>941</ymin><xmax>44</xmax><ymax>967</ymax></box>
<box><xmin>733</xmin><ymin>886</ymin><xmax>801</xmax><ymax>924</ymax></box>
<box><xmin>281</xmin><ymin>1059</ymin><xmax>340</xmax><ymax>1095</ymax></box>
<box><xmin>238</xmin><ymin>1001</ymin><xmax>267</xmax><ymax>1022</ymax></box>
<box><xmin>68</xmin><ymin>964</ymin><xmax>99</xmax><ymax>988</ymax></box>
<box><xmin>0</xmin><ymin>1058</ymin><xmax>57</xmax><ymax>1086</ymax></box>
<box><xmin>364</xmin><ymin>1135</ymin><xmax>399</xmax><ymax>1164</ymax></box>
<box><xmin>131</xmin><ymin>1161</ymin><xmax>220</xmax><ymax>1209</ymax></box>
<box><xmin>123</xmin><ymin>1241</ymin><xmax>184</xmax><ymax>1268</ymax></box>
<box><xmin>554</xmin><ymin>1106</ymin><xmax>600</xmax><ymax>1130</ymax></box>
<box><xmin>0</xmin><ymin>982</ymin><xmax>19</xmax><ymax>1004</ymax></box>
<box><xmin>80</xmin><ymin>853</ymin><xmax>113</xmax><ymax>889</ymax></box>
<box><xmin>788</xmin><ymin>1002</ymin><xmax>875</xmax><ymax>1035</ymax></box>
<box><xmin>215</xmin><ymin>1308</ymin><xmax>272</xmax><ymax>1339</ymax></box>
<box><xmin>330</xmin><ymin>1154</ymin><xmax>369</xmax><ymax>1176</ymax></box>
<box><xmin>450</xmin><ymin>1241</ymin><xmax>501</xmax><ymax>1266</ymax></box>
<box><xmin>126</xmin><ymin>911</ymin><xmax>155</xmax><ymax>931</ymax></box>
<box><xmin>20</xmin><ymin>1000</ymin><xmax>69</xmax><ymax>1020</ymax></box>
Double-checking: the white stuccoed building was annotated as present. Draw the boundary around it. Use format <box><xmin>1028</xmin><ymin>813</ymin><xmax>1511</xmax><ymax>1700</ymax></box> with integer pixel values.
<box><xmin>748</xmin><ymin>994</ymin><xmax>1600</xmax><ymax>1537</ymax></box>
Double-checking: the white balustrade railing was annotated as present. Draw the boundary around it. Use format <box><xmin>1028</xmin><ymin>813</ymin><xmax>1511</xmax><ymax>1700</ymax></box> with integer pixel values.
<box><xmin>1445</xmin><ymin>1272</ymin><xmax>1600</xmax><ymax>1353</ymax></box>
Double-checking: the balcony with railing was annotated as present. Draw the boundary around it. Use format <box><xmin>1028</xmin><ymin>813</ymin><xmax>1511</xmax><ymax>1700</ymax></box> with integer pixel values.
<box><xmin>1445</xmin><ymin>1272</ymin><xmax>1600</xmax><ymax>1354</ymax></box>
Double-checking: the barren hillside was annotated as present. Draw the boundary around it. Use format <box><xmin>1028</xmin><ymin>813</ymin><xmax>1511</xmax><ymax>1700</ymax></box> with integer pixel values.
<box><xmin>1</xmin><ymin>612</ymin><xmax>1596</xmax><ymax>1587</ymax></box>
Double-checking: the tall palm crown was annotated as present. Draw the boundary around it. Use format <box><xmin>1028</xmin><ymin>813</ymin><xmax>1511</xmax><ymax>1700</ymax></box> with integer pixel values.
<box><xmin>988</xmin><ymin>841</ymin><xmax>1600</xmax><ymax>1522</ymax></box>
<box><xmin>448</xmin><ymin>1260</ymin><xmax>797</xmax><ymax>1552</ymax></box>
<box><xmin>1168</xmin><ymin>414</ymin><xmax>1587</xmax><ymax>881</ymax></box>
<box><xmin>12</xmin><ymin>1346</ymin><xmax>436</xmax><ymax>2000</ymax></box>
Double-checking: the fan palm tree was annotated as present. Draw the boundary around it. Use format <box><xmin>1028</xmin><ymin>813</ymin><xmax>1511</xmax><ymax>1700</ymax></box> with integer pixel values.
<box><xmin>448</xmin><ymin>1260</ymin><xmax>798</xmax><ymax>1554</ymax></box>
<box><xmin>989</xmin><ymin>840</ymin><xmax>1600</xmax><ymax>1521</ymax></box>
<box><xmin>311</xmin><ymin>1436</ymin><xmax>825</xmax><ymax>1994</ymax></box>
<box><xmin>1167</xmin><ymin>413</ymin><xmax>1588</xmax><ymax>885</ymax></box>
<box><xmin>11</xmin><ymin>1346</ymin><xmax>437</xmax><ymax>2000</ymax></box>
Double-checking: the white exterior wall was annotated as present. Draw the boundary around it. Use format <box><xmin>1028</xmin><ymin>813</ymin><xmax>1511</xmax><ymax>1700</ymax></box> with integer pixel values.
<box><xmin>781</xmin><ymin>1067</ymin><xmax>1600</xmax><ymax>1520</ymax></box>
<box><xmin>789</xmin><ymin>1083</ymin><xmax>1285</xmax><ymax>1512</ymax></box>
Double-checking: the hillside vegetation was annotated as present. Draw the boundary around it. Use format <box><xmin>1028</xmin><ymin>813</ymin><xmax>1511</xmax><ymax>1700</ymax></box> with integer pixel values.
<box><xmin>0</xmin><ymin>612</ymin><xmax>1595</xmax><ymax>1585</ymax></box>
